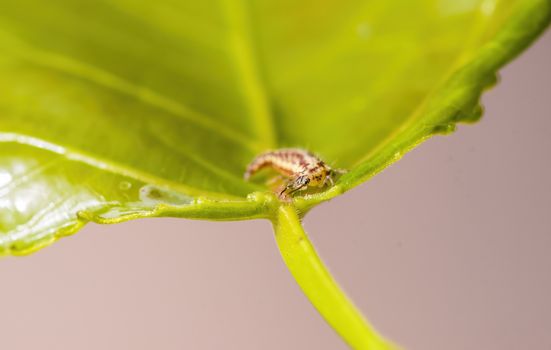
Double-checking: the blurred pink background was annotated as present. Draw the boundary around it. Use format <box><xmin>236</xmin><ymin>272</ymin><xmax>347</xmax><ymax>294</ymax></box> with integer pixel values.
<box><xmin>1</xmin><ymin>29</ymin><xmax>550</xmax><ymax>350</ymax></box>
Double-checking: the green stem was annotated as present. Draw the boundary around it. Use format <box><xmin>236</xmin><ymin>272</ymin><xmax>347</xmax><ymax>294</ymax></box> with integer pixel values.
<box><xmin>271</xmin><ymin>205</ymin><xmax>398</xmax><ymax>350</ymax></box>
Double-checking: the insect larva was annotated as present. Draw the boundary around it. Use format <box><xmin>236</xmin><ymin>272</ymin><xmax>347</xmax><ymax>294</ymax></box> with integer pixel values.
<box><xmin>244</xmin><ymin>148</ymin><xmax>345</xmax><ymax>198</ymax></box>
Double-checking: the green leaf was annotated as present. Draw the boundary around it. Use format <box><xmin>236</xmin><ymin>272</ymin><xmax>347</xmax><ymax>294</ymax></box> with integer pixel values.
<box><xmin>1</xmin><ymin>1</ymin><xmax>549</xmax><ymax>348</ymax></box>
<box><xmin>1</xmin><ymin>0</ymin><xmax>548</xmax><ymax>254</ymax></box>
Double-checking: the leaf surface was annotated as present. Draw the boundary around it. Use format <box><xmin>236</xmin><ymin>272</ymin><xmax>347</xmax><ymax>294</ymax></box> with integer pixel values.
<box><xmin>0</xmin><ymin>0</ymin><xmax>549</xmax><ymax>254</ymax></box>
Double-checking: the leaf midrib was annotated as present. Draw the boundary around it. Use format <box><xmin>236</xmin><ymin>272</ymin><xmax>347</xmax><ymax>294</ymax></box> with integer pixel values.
<box><xmin>220</xmin><ymin>0</ymin><xmax>277</xmax><ymax>149</ymax></box>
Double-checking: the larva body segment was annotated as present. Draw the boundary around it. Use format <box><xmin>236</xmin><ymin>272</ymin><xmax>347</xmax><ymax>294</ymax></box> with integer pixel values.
<box><xmin>244</xmin><ymin>148</ymin><xmax>317</xmax><ymax>179</ymax></box>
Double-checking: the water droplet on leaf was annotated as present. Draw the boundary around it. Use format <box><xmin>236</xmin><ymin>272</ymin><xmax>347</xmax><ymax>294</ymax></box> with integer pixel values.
<box><xmin>139</xmin><ymin>185</ymin><xmax>193</xmax><ymax>205</ymax></box>
<box><xmin>118</xmin><ymin>181</ymin><xmax>132</xmax><ymax>191</ymax></box>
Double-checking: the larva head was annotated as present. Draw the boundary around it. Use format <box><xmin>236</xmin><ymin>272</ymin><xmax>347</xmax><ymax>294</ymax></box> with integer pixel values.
<box><xmin>279</xmin><ymin>174</ymin><xmax>310</xmax><ymax>198</ymax></box>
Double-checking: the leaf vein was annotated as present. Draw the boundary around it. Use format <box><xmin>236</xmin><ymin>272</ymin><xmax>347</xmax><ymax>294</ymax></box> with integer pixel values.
<box><xmin>0</xmin><ymin>132</ymin><xmax>243</xmax><ymax>200</ymax></box>
<box><xmin>0</xmin><ymin>28</ymin><xmax>261</xmax><ymax>152</ymax></box>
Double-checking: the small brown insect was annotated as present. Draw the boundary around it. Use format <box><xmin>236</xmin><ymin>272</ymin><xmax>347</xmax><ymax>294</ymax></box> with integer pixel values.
<box><xmin>244</xmin><ymin>148</ymin><xmax>345</xmax><ymax>198</ymax></box>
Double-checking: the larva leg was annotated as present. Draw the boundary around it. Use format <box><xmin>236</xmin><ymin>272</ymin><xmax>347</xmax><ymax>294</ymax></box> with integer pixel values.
<box><xmin>324</xmin><ymin>168</ymin><xmax>347</xmax><ymax>187</ymax></box>
<box><xmin>267</xmin><ymin>174</ymin><xmax>285</xmax><ymax>187</ymax></box>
